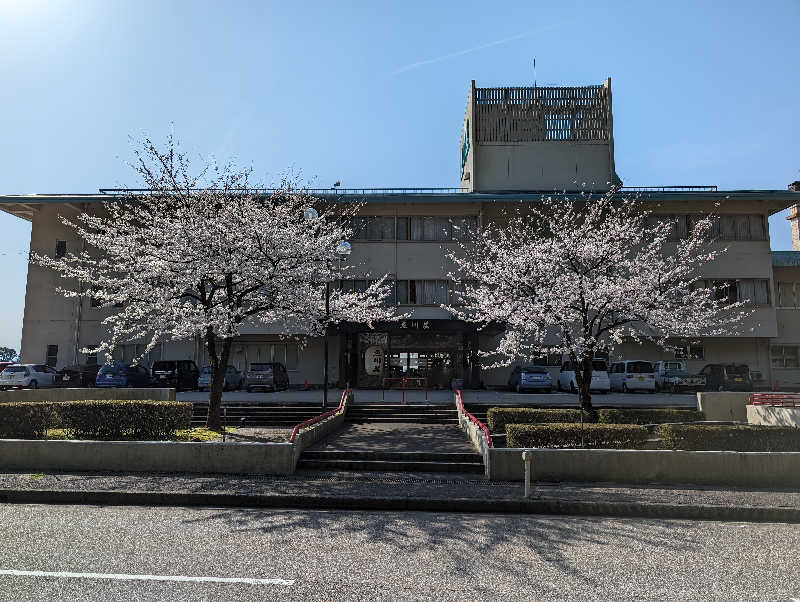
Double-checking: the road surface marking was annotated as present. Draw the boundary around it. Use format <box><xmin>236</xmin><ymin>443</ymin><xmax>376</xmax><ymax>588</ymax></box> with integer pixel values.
<box><xmin>0</xmin><ymin>569</ymin><xmax>294</xmax><ymax>586</ymax></box>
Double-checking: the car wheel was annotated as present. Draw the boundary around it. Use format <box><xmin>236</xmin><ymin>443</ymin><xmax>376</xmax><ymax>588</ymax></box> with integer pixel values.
<box><xmin>246</xmin><ymin>387</ymin><xmax>252</xmax><ymax>393</ymax></box>
<box><xmin>569</xmin><ymin>381</ymin><xmax>576</xmax><ymax>393</ymax></box>
<box><xmin>622</xmin><ymin>383</ymin><xmax>628</xmax><ymax>394</ymax></box>
<box><xmin>515</xmin><ymin>384</ymin><xmax>520</xmax><ymax>393</ymax></box>
<box><xmin>29</xmin><ymin>380</ymin><xmax>38</xmax><ymax>389</ymax></box>
<box><xmin>648</xmin><ymin>387</ymin><xmax>655</xmax><ymax>394</ymax></box>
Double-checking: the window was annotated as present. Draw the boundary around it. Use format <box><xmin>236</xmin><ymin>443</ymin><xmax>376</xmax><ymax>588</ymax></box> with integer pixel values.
<box><xmin>675</xmin><ymin>345</ymin><xmax>704</xmax><ymax>360</ymax></box>
<box><xmin>704</xmin><ymin>279</ymin><xmax>770</xmax><ymax>306</ymax></box>
<box><xmin>771</xmin><ymin>345</ymin><xmax>799</xmax><ymax>369</ymax></box>
<box><xmin>46</xmin><ymin>345</ymin><xmax>58</xmax><ymax>367</ymax></box>
<box><xmin>85</xmin><ymin>346</ymin><xmax>98</xmax><ymax>366</ymax></box>
<box><xmin>55</xmin><ymin>240</ymin><xmax>67</xmax><ymax>259</ymax></box>
<box><xmin>777</xmin><ymin>282</ymin><xmax>799</xmax><ymax>308</ymax></box>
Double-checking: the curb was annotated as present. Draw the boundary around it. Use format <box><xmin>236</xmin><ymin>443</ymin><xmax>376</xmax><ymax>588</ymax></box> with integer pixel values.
<box><xmin>1</xmin><ymin>488</ymin><xmax>798</xmax><ymax>523</ymax></box>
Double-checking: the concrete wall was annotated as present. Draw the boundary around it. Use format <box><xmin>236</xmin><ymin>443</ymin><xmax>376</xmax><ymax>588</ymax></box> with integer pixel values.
<box><xmin>0</xmin><ymin>439</ymin><xmax>296</xmax><ymax>475</ymax></box>
<box><xmin>696</xmin><ymin>392</ymin><xmax>750</xmax><ymax>422</ymax></box>
<box><xmin>487</xmin><ymin>447</ymin><xmax>800</xmax><ymax>487</ymax></box>
<box><xmin>291</xmin><ymin>390</ymin><xmax>352</xmax><ymax>469</ymax></box>
<box><xmin>747</xmin><ymin>404</ymin><xmax>800</xmax><ymax>427</ymax></box>
<box><xmin>0</xmin><ymin>388</ymin><xmax>175</xmax><ymax>403</ymax></box>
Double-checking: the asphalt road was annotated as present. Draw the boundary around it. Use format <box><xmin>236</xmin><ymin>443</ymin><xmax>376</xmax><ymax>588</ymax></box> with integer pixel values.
<box><xmin>1</xmin><ymin>504</ymin><xmax>797</xmax><ymax>600</ymax></box>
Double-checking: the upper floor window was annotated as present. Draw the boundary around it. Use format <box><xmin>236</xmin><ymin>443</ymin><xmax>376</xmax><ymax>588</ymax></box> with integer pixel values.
<box><xmin>348</xmin><ymin>216</ymin><xmax>478</xmax><ymax>242</ymax></box>
<box><xmin>55</xmin><ymin>240</ymin><xmax>67</xmax><ymax>258</ymax></box>
<box><xmin>646</xmin><ymin>214</ymin><xmax>766</xmax><ymax>241</ymax></box>
<box><xmin>777</xmin><ymin>282</ymin><xmax>800</xmax><ymax>308</ymax></box>
<box><xmin>698</xmin><ymin>279</ymin><xmax>771</xmax><ymax>306</ymax></box>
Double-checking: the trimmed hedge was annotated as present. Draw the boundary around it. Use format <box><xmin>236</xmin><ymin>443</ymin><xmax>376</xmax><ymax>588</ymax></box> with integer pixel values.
<box><xmin>655</xmin><ymin>424</ymin><xmax>800</xmax><ymax>452</ymax></box>
<box><xmin>0</xmin><ymin>402</ymin><xmax>59</xmax><ymax>439</ymax></box>
<box><xmin>58</xmin><ymin>401</ymin><xmax>192</xmax><ymax>440</ymax></box>
<box><xmin>487</xmin><ymin>408</ymin><xmax>593</xmax><ymax>433</ymax></box>
<box><xmin>0</xmin><ymin>400</ymin><xmax>192</xmax><ymax>441</ymax></box>
<box><xmin>507</xmin><ymin>423</ymin><xmax>649</xmax><ymax>449</ymax></box>
<box><xmin>597</xmin><ymin>409</ymin><xmax>705</xmax><ymax>425</ymax></box>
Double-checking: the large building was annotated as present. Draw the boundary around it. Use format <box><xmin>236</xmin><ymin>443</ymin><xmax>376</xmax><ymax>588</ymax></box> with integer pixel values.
<box><xmin>3</xmin><ymin>78</ymin><xmax>800</xmax><ymax>389</ymax></box>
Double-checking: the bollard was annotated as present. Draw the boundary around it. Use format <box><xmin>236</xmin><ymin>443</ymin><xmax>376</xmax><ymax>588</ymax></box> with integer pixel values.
<box><xmin>522</xmin><ymin>449</ymin><xmax>534</xmax><ymax>498</ymax></box>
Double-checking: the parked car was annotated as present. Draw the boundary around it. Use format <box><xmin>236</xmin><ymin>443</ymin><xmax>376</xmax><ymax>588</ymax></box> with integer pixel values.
<box><xmin>57</xmin><ymin>363</ymin><xmax>102</xmax><ymax>387</ymax></box>
<box><xmin>609</xmin><ymin>360</ymin><xmax>656</xmax><ymax>393</ymax></box>
<box><xmin>0</xmin><ymin>364</ymin><xmax>61</xmax><ymax>389</ymax></box>
<box><xmin>557</xmin><ymin>359</ymin><xmax>610</xmax><ymax>393</ymax></box>
<box><xmin>151</xmin><ymin>360</ymin><xmax>200</xmax><ymax>391</ymax></box>
<box><xmin>197</xmin><ymin>364</ymin><xmax>243</xmax><ymax>392</ymax></box>
<box><xmin>245</xmin><ymin>362</ymin><xmax>289</xmax><ymax>392</ymax></box>
<box><xmin>94</xmin><ymin>363</ymin><xmax>152</xmax><ymax>388</ymax></box>
<box><xmin>508</xmin><ymin>365</ymin><xmax>552</xmax><ymax>393</ymax></box>
<box><xmin>699</xmin><ymin>363</ymin><xmax>752</xmax><ymax>391</ymax></box>
<box><xmin>653</xmin><ymin>360</ymin><xmax>706</xmax><ymax>393</ymax></box>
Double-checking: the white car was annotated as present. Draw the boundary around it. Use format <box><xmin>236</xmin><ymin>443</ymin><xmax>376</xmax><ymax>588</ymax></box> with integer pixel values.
<box><xmin>0</xmin><ymin>364</ymin><xmax>61</xmax><ymax>389</ymax></box>
<box><xmin>609</xmin><ymin>360</ymin><xmax>656</xmax><ymax>393</ymax></box>
<box><xmin>557</xmin><ymin>359</ymin><xmax>611</xmax><ymax>393</ymax></box>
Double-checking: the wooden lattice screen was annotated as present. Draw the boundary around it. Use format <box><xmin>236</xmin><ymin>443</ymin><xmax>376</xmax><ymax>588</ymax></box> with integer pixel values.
<box><xmin>474</xmin><ymin>85</ymin><xmax>611</xmax><ymax>143</ymax></box>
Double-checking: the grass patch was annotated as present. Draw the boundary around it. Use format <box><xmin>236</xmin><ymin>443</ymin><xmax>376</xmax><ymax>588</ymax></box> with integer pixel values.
<box><xmin>173</xmin><ymin>427</ymin><xmax>234</xmax><ymax>442</ymax></box>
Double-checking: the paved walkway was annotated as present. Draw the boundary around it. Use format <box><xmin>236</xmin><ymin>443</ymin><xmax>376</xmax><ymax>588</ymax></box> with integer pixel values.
<box><xmin>1</xmin><ymin>470</ymin><xmax>798</xmax><ymax>521</ymax></box>
<box><xmin>307</xmin><ymin>423</ymin><xmax>476</xmax><ymax>453</ymax></box>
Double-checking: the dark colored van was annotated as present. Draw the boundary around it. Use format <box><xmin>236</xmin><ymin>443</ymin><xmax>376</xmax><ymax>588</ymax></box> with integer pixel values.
<box><xmin>699</xmin><ymin>363</ymin><xmax>752</xmax><ymax>391</ymax></box>
<box><xmin>245</xmin><ymin>362</ymin><xmax>289</xmax><ymax>392</ymax></box>
<box><xmin>152</xmin><ymin>360</ymin><xmax>200</xmax><ymax>391</ymax></box>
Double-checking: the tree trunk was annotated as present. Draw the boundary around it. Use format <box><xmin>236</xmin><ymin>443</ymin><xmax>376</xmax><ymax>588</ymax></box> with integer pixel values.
<box><xmin>205</xmin><ymin>332</ymin><xmax>233</xmax><ymax>431</ymax></box>
<box><xmin>579</xmin><ymin>354</ymin><xmax>596</xmax><ymax>416</ymax></box>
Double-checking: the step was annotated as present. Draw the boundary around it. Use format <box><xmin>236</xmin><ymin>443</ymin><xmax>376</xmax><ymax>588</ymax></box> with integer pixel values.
<box><xmin>301</xmin><ymin>451</ymin><xmax>480</xmax><ymax>462</ymax></box>
<box><xmin>346</xmin><ymin>418</ymin><xmax>460</xmax><ymax>424</ymax></box>
<box><xmin>296</xmin><ymin>459</ymin><xmax>485</xmax><ymax>474</ymax></box>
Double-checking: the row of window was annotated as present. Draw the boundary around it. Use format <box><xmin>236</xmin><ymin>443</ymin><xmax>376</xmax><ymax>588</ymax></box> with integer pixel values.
<box><xmin>772</xmin><ymin>345</ymin><xmax>799</xmax><ymax>368</ymax></box>
<box><xmin>645</xmin><ymin>214</ymin><xmax>767</xmax><ymax>241</ymax></box>
<box><xmin>337</xmin><ymin>279</ymin><xmax>469</xmax><ymax>306</ymax></box>
<box><xmin>696</xmin><ymin>279</ymin><xmax>771</xmax><ymax>306</ymax></box>
<box><xmin>530</xmin><ymin>346</ymin><xmax>706</xmax><ymax>367</ymax></box>
<box><xmin>347</xmin><ymin>216</ymin><xmax>478</xmax><ymax>241</ymax></box>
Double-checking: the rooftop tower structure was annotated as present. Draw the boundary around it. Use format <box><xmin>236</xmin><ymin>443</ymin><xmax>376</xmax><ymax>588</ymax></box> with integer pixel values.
<box><xmin>459</xmin><ymin>78</ymin><xmax>618</xmax><ymax>192</ymax></box>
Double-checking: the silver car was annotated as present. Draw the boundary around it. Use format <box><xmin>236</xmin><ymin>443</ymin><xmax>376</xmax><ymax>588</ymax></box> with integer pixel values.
<box><xmin>0</xmin><ymin>364</ymin><xmax>61</xmax><ymax>389</ymax></box>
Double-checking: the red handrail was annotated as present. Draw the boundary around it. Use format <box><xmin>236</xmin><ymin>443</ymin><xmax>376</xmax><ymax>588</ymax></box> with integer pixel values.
<box><xmin>749</xmin><ymin>393</ymin><xmax>800</xmax><ymax>407</ymax></box>
<box><xmin>289</xmin><ymin>389</ymin><xmax>350</xmax><ymax>443</ymax></box>
<box><xmin>455</xmin><ymin>389</ymin><xmax>493</xmax><ymax>448</ymax></box>
<box><xmin>382</xmin><ymin>377</ymin><xmax>428</xmax><ymax>402</ymax></box>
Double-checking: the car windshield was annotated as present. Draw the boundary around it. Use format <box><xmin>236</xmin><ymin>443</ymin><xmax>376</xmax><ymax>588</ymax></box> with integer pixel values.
<box><xmin>592</xmin><ymin>360</ymin><xmax>608</xmax><ymax>371</ymax></box>
<box><xmin>249</xmin><ymin>364</ymin><xmax>273</xmax><ymax>373</ymax></box>
<box><xmin>628</xmin><ymin>361</ymin><xmax>653</xmax><ymax>373</ymax></box>
<box><xmin>521</xmin><ymin>366</ymin><xmax>547</xmax><ymax>373</ymax></box>
<box><xmin>200</xmin><ymin>366</ymin><xmax>212</xmax><ymax>375</ymax></box>
<box><xmin>664</xmin><ymin>362</ymin><xmax>683</xmax><ymax>372</ymax></box>
<box><xmin>4</xmin><ymin>366</ymin><xmax>27</xmax><ymax>373</ymax></box>
<box><xmin>153</xmin><ymin>361</ymin><xmax>176</xmax><ymax>371</ymax></box>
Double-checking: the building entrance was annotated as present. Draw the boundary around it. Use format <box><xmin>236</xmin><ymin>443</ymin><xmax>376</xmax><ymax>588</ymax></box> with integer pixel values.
<box><xmin>386</xmin><ymin>351</ymin><xmax>455</xmax><ymax>389</ymax></box>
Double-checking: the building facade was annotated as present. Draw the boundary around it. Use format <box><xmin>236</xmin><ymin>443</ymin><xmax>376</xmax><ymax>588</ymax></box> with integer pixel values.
<box><xmin>3</xmin><ymin>78</ymin><xmax>800</xmax><ymax>389</ymax></box>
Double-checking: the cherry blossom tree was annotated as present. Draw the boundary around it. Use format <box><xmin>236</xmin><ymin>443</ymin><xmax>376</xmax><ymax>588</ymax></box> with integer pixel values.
<box><xmin>0</xmin><ymin>347</ymin><xmax>17</xmax><ymax>362</ymax></box>
<box><xmin>446</xmin><ymin>191</ymin><xmax>751</xmax><ymax>413</ymax></box>
<box><xmin>34</xmin><ymin>136</ymin><xmax>396</xmax><ymax>429</ymax></box>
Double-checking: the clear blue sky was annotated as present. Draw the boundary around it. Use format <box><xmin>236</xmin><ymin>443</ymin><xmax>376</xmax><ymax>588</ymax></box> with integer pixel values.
<box><xmin>1</xmin><ymin>0</ymin><xmax>799</xmax><ymax>351</ymax></box>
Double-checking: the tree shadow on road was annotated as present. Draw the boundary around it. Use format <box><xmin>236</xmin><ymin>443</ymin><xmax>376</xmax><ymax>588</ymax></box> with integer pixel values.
<box><xmin>181</xmin><ymin>507</ymin><xmax>701</xmax><ymax>591</ymax></box>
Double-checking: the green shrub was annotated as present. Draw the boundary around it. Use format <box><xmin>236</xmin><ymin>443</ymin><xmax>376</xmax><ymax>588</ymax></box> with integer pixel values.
<box><xmin>57</xmin><ymin>400</ymin><xmax>192</xmax><ymax>441</ymax></box>
<box><xmin>506</xmin><ymin>423</ymin><xmax>649</xmax><ymax>449</ymax></box>
<box><xmin>0</xmin><ymin>402</ymin><xmax>58</xmax><ymax>439</ymax></box>
<box><xmin>487</xmin><ymin>408</ymin><xmax>594</xmax><ymax>433</ymax></box>
<box><xmin>597</xmin><ymin>409</ymin><xmax>705</xmax><ymax>425</ymax></box>
<box><xmin>654</xmin><ymin>424</ymin><xmax>800</xmax><ymax>452</ymax></box>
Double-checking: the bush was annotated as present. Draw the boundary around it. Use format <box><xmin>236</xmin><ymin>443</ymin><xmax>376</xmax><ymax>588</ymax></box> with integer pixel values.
<box><xmin>487</xmin><ymin>408</ymin><xmax>593</xmax><ymax>433</ymax></box>
<box><xmin>597</xmin><ymin>409</ymin><xmax>705</xmax><ymax>425</ymax></box>
<box><xmin>57</xmin><ymin>400</ymin><xmax>192</xmax><ymax>441</ymax></box>
<box><xmin>654</xmin><ymin>424</ymin><xmax>800</xmax><ymax>452</ymax></box>
<box><xmin>0</xmin><ymin>402</ymin><xmax>58</xmax><ymax>439</ymax></box>
<box><xmin>506</xmin><ymin>423</ymin><xmax>649</xmax><ymax>449</ymax></box>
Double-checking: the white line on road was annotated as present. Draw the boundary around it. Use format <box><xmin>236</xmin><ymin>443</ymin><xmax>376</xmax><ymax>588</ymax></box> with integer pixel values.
<box><xmin>0</xmin><ymin>569</ymin><xmax>294</xmax><ymax>586</ymax></box>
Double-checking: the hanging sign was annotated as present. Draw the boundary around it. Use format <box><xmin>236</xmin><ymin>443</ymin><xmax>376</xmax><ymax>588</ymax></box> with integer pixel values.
<box><xmin>364</xmin><ymin>345</ymin><xmax>384</xmax><ymax>375</ymax></box>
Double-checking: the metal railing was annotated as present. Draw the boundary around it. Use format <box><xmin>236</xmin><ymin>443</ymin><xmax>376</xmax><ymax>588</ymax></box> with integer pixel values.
<box><xmin>748</xmin><ymin>393</ymin><xmax>800</xmax><ymax>407</ymax></box>
<box><xmin>382</xmin><ymin>377</ymin><xmax>428</xmax><ymax>403</ymax></box>
<box><xmin>288</xmin><ymin>389</ymin><xmax>350</xmax><ymax>443</ymax></box>
<box><xmin>621</xmin><ymin>185</ymin><xmax>718</xmax><ymax>192</ymax></box>
<box><xmin>455</xmin><ymin>389</ymin><xmax>493</xmax><ymax>448</ymax></box>
<box><xmin>98</xmin><ymin>187</ymin><xmax>463</xmax><ymax>196</ymax></box>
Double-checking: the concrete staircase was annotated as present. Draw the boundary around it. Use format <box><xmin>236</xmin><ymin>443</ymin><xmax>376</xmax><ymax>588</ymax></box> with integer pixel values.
<box><xmin>346</xmin><ymin>404</ymin><xmax>459</xmax><ymax>424</ymax></box>
<box><xmin>190</xmin><ymin>403</ymin><xmax>324</xmax><ymax>428</ymax></box>
<box><xmin>297</xmin><ymin>450</ymin><xmax>484</xmax><ymax>473</ymax></box>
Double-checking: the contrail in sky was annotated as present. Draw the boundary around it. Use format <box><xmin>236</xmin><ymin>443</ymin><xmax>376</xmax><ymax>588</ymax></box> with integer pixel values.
<box><xmin>389</xmin><ymin>24</ymin><xmax>565</xmax><ymax>76</ymax></box>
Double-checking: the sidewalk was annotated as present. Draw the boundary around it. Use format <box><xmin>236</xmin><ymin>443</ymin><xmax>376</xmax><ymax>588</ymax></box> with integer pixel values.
<box><xmin>1</xmin><ymin>469</ymin><xmax>798</xmax><ymax>523</ymax></box>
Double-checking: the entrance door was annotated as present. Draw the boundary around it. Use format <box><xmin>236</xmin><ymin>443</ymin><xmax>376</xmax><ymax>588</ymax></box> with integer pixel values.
<box><xmin>387</xmin><ymin>351</ymin><xmax>454</xmax><ymax>388</ymax></box>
